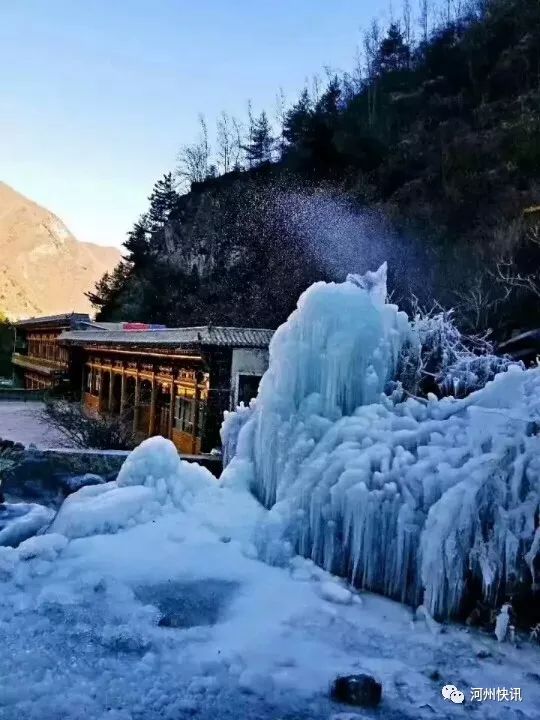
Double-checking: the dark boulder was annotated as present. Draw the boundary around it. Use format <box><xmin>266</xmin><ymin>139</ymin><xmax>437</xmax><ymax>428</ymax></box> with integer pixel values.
<box><xmin>331</xmin><ymin>674</ymin><xmax>382</xmax><ymax>708</ymax></box>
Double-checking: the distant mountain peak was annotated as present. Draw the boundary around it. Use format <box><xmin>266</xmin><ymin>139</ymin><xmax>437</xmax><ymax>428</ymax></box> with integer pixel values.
<box><xmin>0</xmin><ymin>181</ymin><xmax>121</xmax><ymax>320</ymax></box>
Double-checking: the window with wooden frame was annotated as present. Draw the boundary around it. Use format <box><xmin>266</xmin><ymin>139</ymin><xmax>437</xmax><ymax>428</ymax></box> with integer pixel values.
<box><xmin>174</xmin><ymin>393</ymin><xmax>194</xmax><ymax>433</ymax></box>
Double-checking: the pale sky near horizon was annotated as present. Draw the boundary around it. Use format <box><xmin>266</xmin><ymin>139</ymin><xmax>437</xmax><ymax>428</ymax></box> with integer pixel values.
<box><xmin>1</xmin><ymin>1</ymin><xmax>390</xmax><ymax>248</ymax></box>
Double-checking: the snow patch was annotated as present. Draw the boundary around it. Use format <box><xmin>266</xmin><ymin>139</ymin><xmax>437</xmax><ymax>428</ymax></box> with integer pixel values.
<box><xmin>318</xmin><ymin>580</ymin><xmax>353</xmax><ymax>605</ymax></box>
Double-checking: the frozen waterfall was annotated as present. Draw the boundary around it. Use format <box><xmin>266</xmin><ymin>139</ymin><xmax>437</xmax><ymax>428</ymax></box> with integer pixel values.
<box><xmin>221</xmin><ymin>265</ymin><xmax>540</xmax><ymax>619</ymax></box>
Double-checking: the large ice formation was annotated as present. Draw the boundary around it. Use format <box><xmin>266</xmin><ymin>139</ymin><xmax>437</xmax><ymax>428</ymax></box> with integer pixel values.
<box><xmin>221</xmin><ymin>265</ymin><xmax>540</xmax><ymax>619</ymax></box>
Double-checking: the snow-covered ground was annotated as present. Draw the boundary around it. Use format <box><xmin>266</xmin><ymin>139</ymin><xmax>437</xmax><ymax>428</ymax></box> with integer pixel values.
<box><xmin>0</xmin><ymin>437</ymin><xmax>538</xmax><ymax>720</ymax></box>
<box><xmin>0</xmin><ymin>401</ymin><xmax>74</xmax><ymax>448</ymax></box>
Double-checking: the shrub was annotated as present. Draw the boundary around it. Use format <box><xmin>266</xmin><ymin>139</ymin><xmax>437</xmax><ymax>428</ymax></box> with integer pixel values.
<box><xmin>43</xmin><ymin>400</ymin><xmax>137</xmax><ymax>451</ymax></box>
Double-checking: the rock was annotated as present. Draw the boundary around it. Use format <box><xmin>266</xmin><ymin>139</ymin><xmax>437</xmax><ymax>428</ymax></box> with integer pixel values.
<box><xmin>331</xmin><ymin>674</ymin><xmax>382</xmax><ymax>708</ymax></box>
<box><xmin>476</xmin><ymin>649</ymin><xmax>491</xmax><ymax>659</ymax></box>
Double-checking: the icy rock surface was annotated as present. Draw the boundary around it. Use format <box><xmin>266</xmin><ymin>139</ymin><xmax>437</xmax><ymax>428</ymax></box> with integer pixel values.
<box><xmin>222</xmin><ymin>267</ymin><xmax>540</xmax><ymax>619</ymax></box>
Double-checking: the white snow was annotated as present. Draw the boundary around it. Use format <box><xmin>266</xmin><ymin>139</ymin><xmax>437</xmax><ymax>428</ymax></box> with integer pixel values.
<box><xmin>0</xmin><ymin>401</ymin><xmax>75</xmax><ymax>448</ymax></box>
<box><xmin>318</xmin><ymin>580</ymin><xmax>353</xmax><ymax>605</ymax></box>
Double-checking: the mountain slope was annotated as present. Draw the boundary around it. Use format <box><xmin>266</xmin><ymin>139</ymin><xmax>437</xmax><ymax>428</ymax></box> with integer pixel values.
<box><xmin>0</xmin><ymin>182</ymin><xmax>121</xmax><ymax>320</ymax></box>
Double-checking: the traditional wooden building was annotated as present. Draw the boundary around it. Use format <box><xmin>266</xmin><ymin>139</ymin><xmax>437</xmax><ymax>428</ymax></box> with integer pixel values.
<box><xmin>11</xmin><ymin>313</ymin><xmax>91</xmax><ymax>390</ymax></box>
<box><xmin>60</xmin><ymin>325</ymin><xmax>273</xmax><ymax>454</ymax></box>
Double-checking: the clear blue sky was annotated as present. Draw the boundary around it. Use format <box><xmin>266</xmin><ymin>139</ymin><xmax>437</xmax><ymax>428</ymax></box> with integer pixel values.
<box><xmin>0</xmin><ymin>1</ymin><xmax>390</xmax><ymax>248</ymax></box>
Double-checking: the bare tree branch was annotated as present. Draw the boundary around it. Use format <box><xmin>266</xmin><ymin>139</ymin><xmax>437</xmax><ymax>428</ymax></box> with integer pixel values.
<box><xmin>43</xmin><ymin>401</ymin><xmax>137</xmax><ymax>450</ymax></box>
<box><xmin>492</xmin><ymin>258</ymin><xmax>540</xmax><ymax>299</ymax></box>
<box><xmin>216</xmin><ymin>111</ymin><xmax>235</xmax><ymax>175</ymax></box>
<box><xmin>176</xmin><ymin>114</ymin><xmax>211</xmax><ymax>188</ymax></box>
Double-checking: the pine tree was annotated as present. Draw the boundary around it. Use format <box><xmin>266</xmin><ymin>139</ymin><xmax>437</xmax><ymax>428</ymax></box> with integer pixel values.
<box><xmin>86</xmin><ymin>262</ymin><xmax>133</xmax><ymax>316</ymax></box>
<box><xmin>376</xmin><ymin>23</ymin><xmax>410</xmax><ymax>75</ymax></box>
<box><xmin>147</xmin><ymin>173</ymin><xmax>178</xmax><ymax>231</ymax></box>
<box><xmin>295</xmin><ymin>77</ymin><xmax>341</xmax><ymax>165</ymax></box>
<box><xmin>124</xmin><ymin>214</ymin><xmax>152</xmax><ymax>264</ymax></box>
<box><xmin>314</xmin><ymin>76</ymin><xmax>341</xmax><ymax>118</ymax></box>
<box><xmin>243</xmin><ymin>111</ymin><xmax>274</xmax><ymax>166</ymax></box>
<box><xmin>282</xmin><ymin>89</ymin><xmax>312</xmax><ymax>148</ymax></box>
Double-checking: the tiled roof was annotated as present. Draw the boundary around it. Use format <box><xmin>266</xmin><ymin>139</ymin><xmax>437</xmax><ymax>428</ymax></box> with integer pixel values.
<box><xmin>15</xmin><ymin>313</ymin><xmax>91</xmax><ymax>328</ymax></box>
<box><xmin>60</xmin><ymin>326</ymin><xmax>274</xmax><ymax>349</ymax></box>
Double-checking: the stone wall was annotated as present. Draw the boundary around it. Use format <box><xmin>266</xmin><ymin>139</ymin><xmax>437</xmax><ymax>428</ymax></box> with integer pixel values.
<box><xmin>3</xmin><ymin>448</ymin><xmax>129</xmax><ymax>507</ymax></box>
<box><xmin>2</xmin><ymin>447</ymin><xmax>222</xmax><ymax>507</ymax></box>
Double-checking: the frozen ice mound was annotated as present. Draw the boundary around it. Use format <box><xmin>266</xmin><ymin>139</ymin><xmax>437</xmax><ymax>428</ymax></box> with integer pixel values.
<box><xmin>117</xmin><ymin>435</ymin><xmax>214</xmax><ymax>503</ymax></box>
<box><xmin>50</xmin><ymin>483</ymin><xmax>160</xmax><ymax>539</ymax></box>
<box><xmin>50</xmin><ymin>437</ymin><xmax>216</xmax><ymax>539</ymax></box>
<box><xmin>222</xmin><ymin>267</ymin><xmax>540</xmax><ymax>619</ymax></box>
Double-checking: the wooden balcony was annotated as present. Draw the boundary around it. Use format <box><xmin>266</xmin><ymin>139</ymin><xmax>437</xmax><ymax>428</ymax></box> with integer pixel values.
<box><xmin>11</xmin><ymin>352</ymin><xmax>67</xmax><ymax>376</ymax></box>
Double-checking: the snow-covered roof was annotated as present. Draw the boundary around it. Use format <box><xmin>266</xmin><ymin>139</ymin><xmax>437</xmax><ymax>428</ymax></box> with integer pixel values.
<box><xmin>60</xmin><ymin>326</ymin><xmax>274</xmax><ymax>349</ymax></box>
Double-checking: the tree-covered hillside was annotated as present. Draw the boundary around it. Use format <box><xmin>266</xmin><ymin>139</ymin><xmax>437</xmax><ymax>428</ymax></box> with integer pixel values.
<box><xmin>90</xmin><ymin>0</ymin><xmax>540</xmax><ymax>337</ymax></box>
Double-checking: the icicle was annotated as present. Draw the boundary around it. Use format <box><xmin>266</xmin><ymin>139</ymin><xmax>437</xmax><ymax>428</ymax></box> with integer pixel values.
<box><xmin>494</xmin><ymin>604</ymin><xmax>511</xmax><ymax>642</ymax></box>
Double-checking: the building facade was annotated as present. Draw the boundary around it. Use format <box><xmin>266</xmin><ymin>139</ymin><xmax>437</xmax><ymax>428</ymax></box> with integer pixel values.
<box><xmin>11</xmin><ymin>313</ymin><xmax>91</xmax><ymax>390</ymax></box>
<box><xmin>60</xmin><ymin>325</ymin><xmax>272</xmax><ymax>454</ymax></box>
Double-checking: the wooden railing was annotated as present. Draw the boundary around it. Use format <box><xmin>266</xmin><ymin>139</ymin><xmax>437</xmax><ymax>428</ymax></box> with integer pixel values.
<box><xmin>11</xmin><ymin>352</ymin><xmax>66</xmax><ymax>374</ymax></box>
